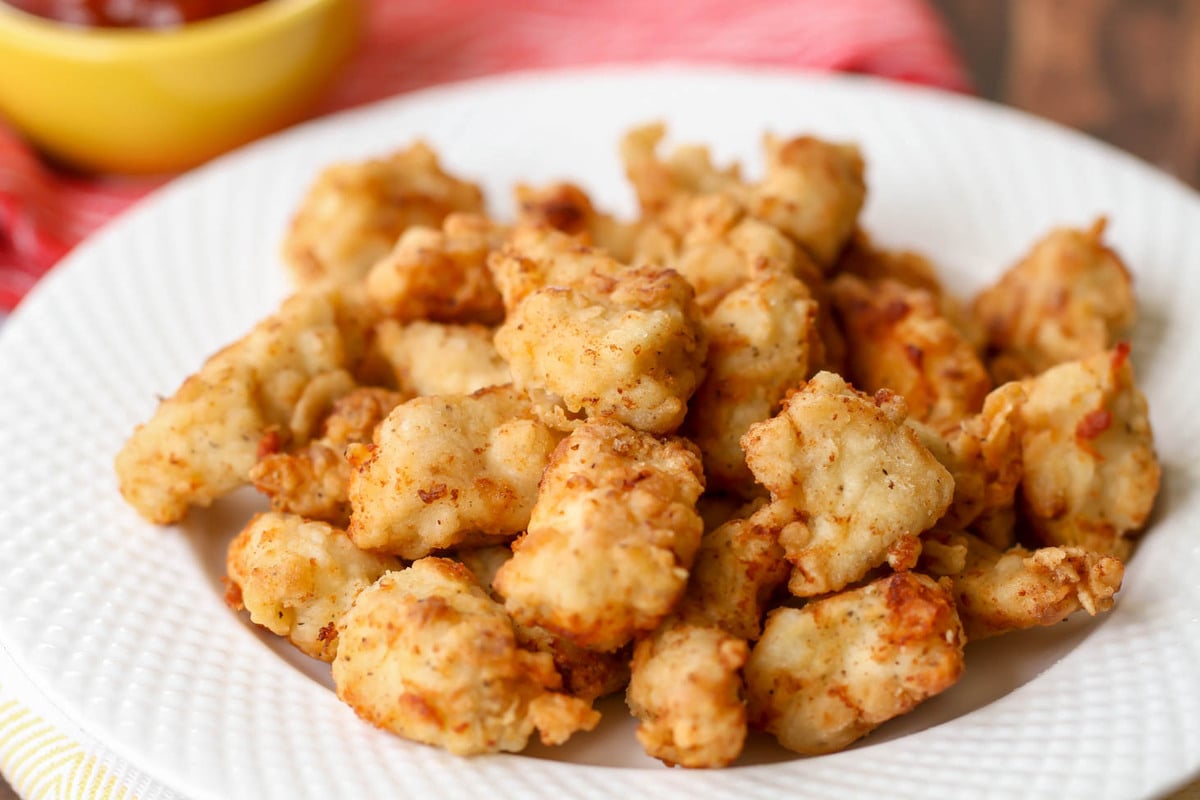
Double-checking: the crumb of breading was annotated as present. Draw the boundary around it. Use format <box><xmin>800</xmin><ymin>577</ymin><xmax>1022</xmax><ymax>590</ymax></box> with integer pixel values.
<box><xmin>741</xmin><ymin>372</ymin><xmax>953</xmax><ymax>597</ymax></box>
<box><xmin>493</xmin><ymin>419</ymin><xmax>705</xmax><ymax>652</ymax></box>
<box><xmin>332</xmin><ymin>558</ymin><xmax>599</xmax><ymax>755</ymax></box>
<box><xmin>1019</xmin><ymin>346</ymin><xmax>1160</xmax><ymax>558</ymax></box>
<box><xmin>226</xmin><ymin>512</ymin><xmax>400</xmax><ymax>661</ymax></box>
<box><xmin>346</xmin><ymin>386</ymin><xmax>562</xmax><ymax>559</ymax></box>
<box><xmin>283</xmin><ymin>143</ymin><xmax>485</xmax><ymax>290</ymax></box>
<box><xmin>744</xmin><ymin>572</ymin><xmax>964</xmax><ymax>755</ymax></box>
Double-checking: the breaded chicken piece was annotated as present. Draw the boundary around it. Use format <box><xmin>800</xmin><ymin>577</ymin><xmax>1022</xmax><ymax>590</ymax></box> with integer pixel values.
<box><xmin>921</xmin><ymin>530</ymin><xmax>1124</xmax><ymax>640</ymax></box>
<box><xmin>493</xmin><ymin>228</ymin><xmax>707</xmax><ymax>434</ymax></box>
<box><xmin>747</xmin><ymin>134</ymin><xmax>866</xmax><ymax>268</ymax></box>
<box><xmin>346</xmin><ymin>386</ymin><xmax>562</xmax><ymax>559</ymax></box>
<box><xmin>488</xmin><ymin>223</ymin><xmax>628</xmax><ymax>312</ymax></box>
<box><xmin>364</xmin><ymin>213</ymin><xmax>505</xmax><ymax>325</ymax></box>
<box><xmin>115</xmin><ymin>291</ymin><xmax>365</xmax><ymax>524</ymax></box>
<box><xmin>626</xmin><ymin>618</ymin><xmax>749</xmax><ymax>768</ymax></box>
<box><xmin>684</xmin><ymin>271</ymin><xmax>818</xmax><ymax>494</ymax></box>
<box><xmin>283</xmin><ymin>143</ymin><xmax>485</xmax><ymax>289</ymax></box>
<box><xmin>457</xmin><ymin>545</ymin><xmax>630</xmax><ymax>702</ymax></box>
<box><xmin>1019</xmin><ymin>346</ymin><xmax>1160</xmax><ymax>558</ymax></box>
<box><xmin>909</xmin><ymin>382</ymin><xmax>1026</xmax><ymax>548</ymax></box>
<box><xmin>515</xmin><ymin>182</ymin><xmax>639</xmax><ymax>262</ymax></box>
<box><xmin>832</xmin><ymin>274</ymin><xmax>992</xmax><ymax>432</ymax></box>
<box><xmin>225</xmin><ymin>512</ymin><xmax>399</xmax><ymax>661</ymax></box>
<box><xmin>373</xmin><ymin>319</ymin><xmax>511</xmax><ymax>397</ymax></box>
<box><xmin>973</xmin><ymin>220</ymin><xmax>1136</xmax><ymax>381</ymax></box>
<box><xmin>741</xmin><ymin>372</ymin><xmax>954</xmax><ymax>597</ymax></box>
<box><xmin>621</xmin><ymin>123</ymin><xmax>744</xmax><ymax>217</ymax></box>
<box><xmin>744</xmin><ymin>572</ymin><xmax>965</xmax><ymax>755</ymax></box>
<box><xmin>251</xmin><ymin>387</ymin><xmax>405</xmax><ymax>525</ymax></box>
<box><xmin>493</xmin><ymin>420</ymin><xmax>705</xmax><ymax>652</ymax></box>
<box><xmin>333</xmin><ymin>558</ymin><xmax>599</xmax><ymax>755</ymax></box>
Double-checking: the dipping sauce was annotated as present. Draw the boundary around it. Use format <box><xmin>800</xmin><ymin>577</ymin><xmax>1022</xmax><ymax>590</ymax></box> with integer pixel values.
<box><xmin>4</xmin><ymin>0</ymin><xmax>267</xmax><ymax>28</ymax></box>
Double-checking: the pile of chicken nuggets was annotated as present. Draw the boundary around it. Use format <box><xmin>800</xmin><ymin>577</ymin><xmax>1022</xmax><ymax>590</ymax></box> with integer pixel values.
<box><xmin>115</xmin><ymin>124</ymin><xmax>1159</xmax><ymax>767</ymax></box>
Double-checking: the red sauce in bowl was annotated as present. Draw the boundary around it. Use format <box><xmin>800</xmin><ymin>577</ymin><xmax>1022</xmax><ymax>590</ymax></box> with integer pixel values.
<box><xmin>5</xmin><ymin>0</ymin><xmax>268</xmax><ymax>28</ymax></box>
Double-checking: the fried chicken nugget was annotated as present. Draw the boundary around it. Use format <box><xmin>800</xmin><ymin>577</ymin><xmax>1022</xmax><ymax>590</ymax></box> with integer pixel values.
<box><xmin>621</xmin><ymin>123</ymin><xmax>743</xmax><ymax>217</ymax></box>
<box><xmin>115</xmin><ymin>291</ymin><xmax>364</xmax><ymax>524</ymax></box>
<box><xmin>364</xmin><ymin>213</ymin><xmax>505</xmax><ymax>324</ymax></box>
<box><xmin>626</xmin><ymin>618</ymin><xmax>749</xmax><ymax>768</ymax></box>
<box><xmin>742</xmin><ymin>372</ymin><xmax>954</xmax><ymax>597</ymax></box>
<box><xmin>373</xmin><ymin>319</ymin><xmax>511</xmax><ymax>397</ymax></box>
<box><xmin>832</xmin><ymin>274</ymin><xmax>992</xmax><ymax>432</ymax></box>
<box><xmin>251</xmin><ymin>387</ymin><xmax>406</xmax><ymax>525</ymax></box>
<box><xmin>684</xmin><ymin>271</ymin><xmax>818</xmax><ymax>495</ymax></box>
<box><xmin>1019</xmin><ymin>345</ymin><xmax>1160</xmax><ymax>558</ymax></box>
<box><xmin>458</xmin><ymin>545</ymin><xmax>630</xmax><ymax>702</ymax></box>
<box><xmin>283</xmin><ymin>143</ymin><xmax>485</xmax><ymax>289</ymax></box>
<box><xmin>333</xmin><ymin>558</ymin><xmax>600</xmax><ymax>755</ymax></box>
<box><xmin>346</xmin><ymin>386</ymin><xmax>562</xmax><ymax>559</ymax></box>
<box><xmin>744</xmin><ymin>572</ymin><xmax>965</xmax><ymax>755</ymax></box>
<box><xmin>973</xmin><ymin>219</ymin><xmax>1136</xmax><ymax>381</ymax></box>
<box><xmin>225</xmin><ymin>512</ymin><xmax>400</xmax><ymax>661</ymax></box>
<box><xmin>921</xmin><ymin>530</ymin><xmax>1124</xmax><ymax>640</ymax></box>
<box><xmin>515</xmin><ymin>182</ymin><xmax>640</xmax><ymax>262</ymax></box>
<box><xmin>492</xmin><ymin>227</ymin><xmax>707</xmax><ymax>434</ymax></box>
<box><xmin>493</xmin><ymin>419</ymin><xmax>706</xmax><ymax>652</ymax></box>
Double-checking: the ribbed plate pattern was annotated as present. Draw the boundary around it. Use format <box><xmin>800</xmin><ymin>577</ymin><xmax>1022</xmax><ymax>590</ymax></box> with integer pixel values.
<box><xmin>0</xmin><ymin>66</ymin><xmax>1197</xmax><ymax>800</ymax></box>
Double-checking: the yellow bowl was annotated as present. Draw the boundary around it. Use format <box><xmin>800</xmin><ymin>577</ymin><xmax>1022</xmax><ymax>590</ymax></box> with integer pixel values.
<box><xmin>0</xmin><ymin>0</ymin><xmax>361</xmax><ymax>174</ymax></box>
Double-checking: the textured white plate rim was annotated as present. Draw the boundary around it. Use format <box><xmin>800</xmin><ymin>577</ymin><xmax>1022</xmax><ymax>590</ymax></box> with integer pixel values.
<box><xmin>0</xmin><ymin>63</ymin><xmax>1198</xmax><ymax>800</ymax></box>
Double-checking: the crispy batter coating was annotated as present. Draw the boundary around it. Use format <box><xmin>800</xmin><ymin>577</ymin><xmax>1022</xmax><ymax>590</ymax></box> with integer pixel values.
<box><xmin>346</xmin><ymin>386</ymin><xmax>562</xmax><ymax>559</ymax></box>
<box><xmin>832</xmin><ymin>274</ymin><xmax>991</xmax><ymax>431</ymax></box>
<box><xmin>457</xmin><ymin>545</ymin><xmax>630</xmax><ymax>702</ymax></box>
<box><xmin>493</xmin><ymin>227</ymin><xmax>708</xmax><ymax>434</ymax></box>
<box><xmin>744</xmin><ymin>572</ymin><xmax>965</xmax><ymax>755</ymax></box>
<box><xmin>973</xmin><ymin>220</ymin><xmax>1136</xmax><ymax>381</ymax></box>
<box><xmin>921</xmin><ymin>531</ymin><xmax>1124</xmax><ymax>640</ymax></box>
<box><xmin>332</xmin><ymin>558</ymin><xmax>599</xmax><ymax>755</ymax></box>
<box><xmin>493</xmin><ymin>419</ymin><xmax>705</xmax><ymax>652</ymax></box>
<box><xmin>283</xmin><ymin>143</ymin><xmax>485</xmax><ymax>289</ymax></box>
<box><xmin>742</xmin><ymin>372</ymin><xmax>954</xmax><ymax>597</ymax></box>
<box><xmin>684</xmin><ymin>271</ymin><xmax>818</xmax><ymax>494</ymax></box>
<box><xmin>251</xmin><ymin>387</ymin><xmax>405</xmax><ymax>525</ymax></box>
<box><xmin>115</xmin><ymin>291</ymin><xmax>364</xmax><ymax>524</ymax></box>
<box><xmin>626</xmin><ymin>618</ymin><xmax>749</xmax><ymax>768</ymax></box>
<box><xmin>910</xmin><ymin>382</ymin><xmax>1026</xmax><ymax>547</ymax></box>
<box><xmin>1019</xmin><ymin>346</ymin><xmax>1160</xmax><ymax>558</ymax></box>
<box><xmin>373</xmin><ymin>319</ymin><xmax>511</xmax><ymax>397</ymax></box>
<box><xmin>621</xmin><ymin>123</ymin><xmax>743</xmax><ymax>217</ymax></box>
<box><xmin>225</xmin><ymin>512</ymin><xmax>399</xmax><ymax>661</ymax></box>
<box><xmin>515</xmin><ymin>182</ymin><xmax>639</xmax><ymax>261</ymax></box>
<box><xmin>364</xmin><ymin>213</ymin><xmax>506</xmax><ymax>324</ymax></box>
<box><xmin>747</xmin><ymin>134</ymin><xmax>866</xmax><ymax>268</ymax></box>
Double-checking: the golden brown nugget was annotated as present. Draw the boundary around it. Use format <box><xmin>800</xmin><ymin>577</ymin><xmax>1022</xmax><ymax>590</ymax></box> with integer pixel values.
<box><xmin>742</xmin><ymin>372</ymin><xmax>954</xmax><ymax>597</ymax></box>
<box><xmin>346</xmin><ymin>386</ymin><xmax>562</xmax><ymax>559</ymax></box>
<box><xmin>115</xmin><ymin>291</ymin><xmax>364</xmax><ymax>525</ymax></box>
<box><xmin>515</xmin><ymin>181</ymin><xmax>640</xmax><ymax>261</ymax></box>
<box><xmin>225</xmin><ymin>512</ymin><xmax>399</xmax><ymax>661</ymax></box>
<box><xmin>457</xmin><ymin>545</ymin><xmax>630</xmax><ymax>702</ymax></box>
<box><xmin>1019</xmin><ymin>346</ymin><xmax>1160</xmax><ymax>558</ymax></box>
<box><xmin>493</xmin><ymin>419</ymin><xmax>705</xmax><ymax>652</ymax></box>
<box><xmin>832</xmin><ymin>274</ymin><xmax>991</xmax><ymax>432</ymax></box>
<box><xmin>744</xmin><ymin>572</ymin><xmax>965</xmax><ymax>755</ymax></box>
<box><xmin>973</xmin><ymin>220</ymin><xmax>1136</xmax><ymax>381</ymax></box>
<box><xmin>373</xmin><ymin>319</ymin><xmax>511</xmax><ymax>397</ymax></box>
<box><xmin>251</xmin><ymin>387</ymin><xmax>406</xmax><ymax>526</ymax></box>
<box><xmin>684</xmin><ymin>271</ymin><xmax>818</xmax><ymax>494</ymax></box>
<box><xmin>487</xmin><ymin>223</ymin><xmax>630</xmax><ymax>313</ymax></box>
<box><xmin>921</xmin><ymin>530</ymin><xmax>1124</xmax><ymax>640</ymax></box>
<box><xmin>493</xmin><ymin>229</ymin><xmax>707</xmax><ymax>434</ymax></box>
<box><xmin>626</xmin><ymin>618</ymin><xmax>749</xmax><ymax>768</ymax></box>
<box><xmin>364</xmin><ymin>213</ymin><xmax>506</xmax><ymax>325</ymax></box>
<box><xmin>333</xmin><ymin>558</ymin><xmax>599</xmax><ymax>755</ymax></box>
<box><xmin>621</xmin><ymin>123</ymin><xmax>744</xmax><ymax>217</ymax></box>
<box><xmin>283</xmin><ymin>143</ymin><xmax>485</xmax><ymax>289</ymax></box>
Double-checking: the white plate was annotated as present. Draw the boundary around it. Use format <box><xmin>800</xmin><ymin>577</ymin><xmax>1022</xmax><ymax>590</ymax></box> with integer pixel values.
<box><xmin>1</xmin><ymin>65</ymin><xmax>1198</xmax><ymax>800</ymax></box>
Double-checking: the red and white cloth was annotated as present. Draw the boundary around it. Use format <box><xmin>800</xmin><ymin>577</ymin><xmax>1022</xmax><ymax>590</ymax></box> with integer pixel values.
<box><xmin>0</xmin><ymin>0</ymin><xmax>968</xmax><ymax>311</ymax></box>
